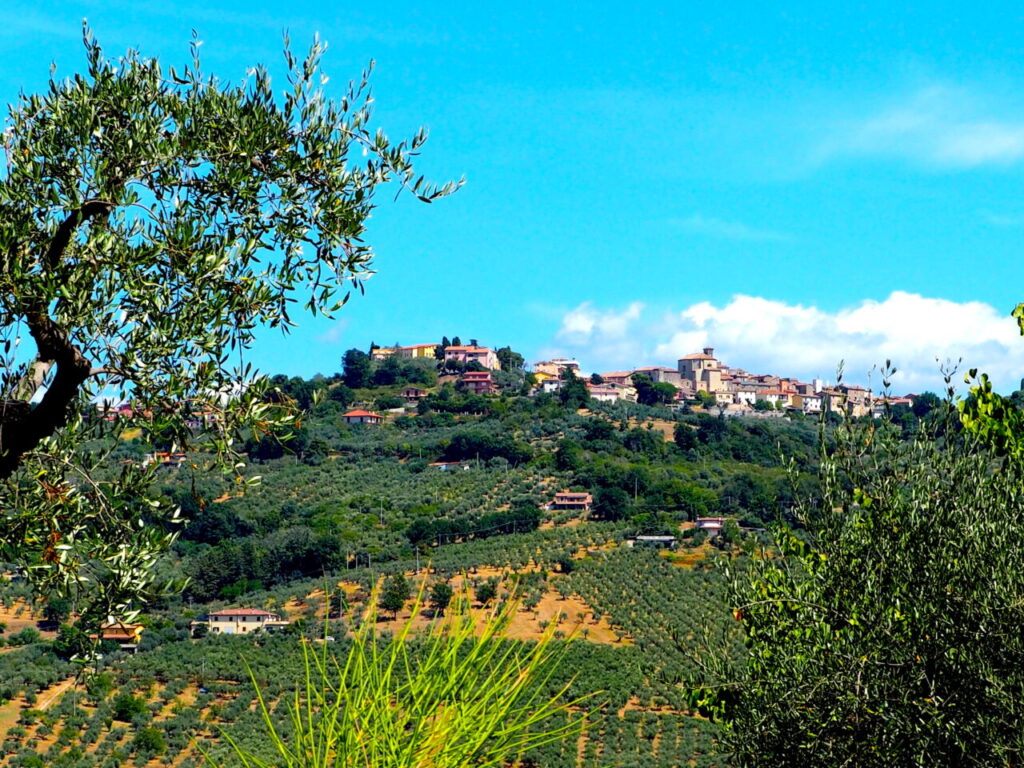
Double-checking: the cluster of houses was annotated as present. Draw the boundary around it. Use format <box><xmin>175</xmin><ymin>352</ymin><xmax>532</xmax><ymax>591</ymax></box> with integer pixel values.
<box><xmin>343</xmin><ymin>341</ymin><xmax>904</xmax><ymax>423</ymax></box>
<box><xmin>532</xmin><ymin>347</ymin><xmax>905</xmax><ymax>418</ymax></box>
<box><xmin>100</xmin><ymin>339</ymin><xmax>908</xmax><ymax>432</ymax></box>
<box><xmin>370</xmin><ymin>342</ymin><xmax>501</xmax><ymax>371</ymax></box>
<box><xmin>627</xmin><ymin>517</ymin><xmax>747</xmax><ymax>550</ymax></box>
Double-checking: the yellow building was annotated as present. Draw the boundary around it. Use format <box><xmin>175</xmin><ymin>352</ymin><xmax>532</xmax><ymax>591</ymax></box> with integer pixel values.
<box><xmin>397</xmin><ymin>343</ymin><xmax>439</xmax><ymax>359</ymax></box>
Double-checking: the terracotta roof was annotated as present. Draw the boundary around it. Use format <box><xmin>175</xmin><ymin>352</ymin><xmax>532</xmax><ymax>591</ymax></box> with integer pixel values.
<box><xmin>445</xmin><ymin>346</ymin><xmax>492</xmax><ymax>353</ymax></box>
<box><xmin>461</xmin><ymin>371</ymin><xmax>493</xmax><ymax>379</ymax></box>
<box><xmin>343</xmin><ymin>409</ymin><xmax>383</xmax><ymax>418</ymax></box>
<box><xmin>209</xmin><ymin>608</ymin><xmax>278</xmax><ymax>617</ymax></box>
<box><xmin>600</xmin><ymin>371</ymin><xmax>633</xmax><ymax>377</ymax></box>
<box><xmin>91</xmin><ymin>623</ymin><xmax>144</xmax><ymax>641</ymax></box>
<box><xmin>680</xmin><ymin>353</ymin><xmax>714</xmax><ymax>360</ymax></box>
<box><xmin>759</xmin><ymin>389</ymin><xmax>796</xmax><ymax>396</ymax></box>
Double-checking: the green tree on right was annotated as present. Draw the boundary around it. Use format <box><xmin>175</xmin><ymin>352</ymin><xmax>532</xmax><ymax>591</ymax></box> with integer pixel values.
<box><xmin>696</xmin><ymin>362</ymin><xmax>1024</xmax><ymax>766</ymax></box>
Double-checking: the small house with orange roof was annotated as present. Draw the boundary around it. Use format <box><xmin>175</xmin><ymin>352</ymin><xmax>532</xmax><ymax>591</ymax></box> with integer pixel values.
<box><xmin>91</xmin><ymin>623</ymin><xmax>145</xmax><ymax>653</ymax></box>
<box><xmin>342</xmin><ymin>409</ymin><xmax>383</xmax><ymax>425</ymax></box>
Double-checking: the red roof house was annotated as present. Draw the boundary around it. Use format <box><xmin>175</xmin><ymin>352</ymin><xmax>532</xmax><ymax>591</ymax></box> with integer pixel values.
<box><xmin>342</xmin><ymin>409</ymin><xmax>383</xmax><ymax>425</ymax></box>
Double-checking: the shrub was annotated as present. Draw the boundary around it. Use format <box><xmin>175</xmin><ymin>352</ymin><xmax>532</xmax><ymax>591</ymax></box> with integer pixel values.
<box><xmin>111</xmin><ymin>693</ymin><xmax>147</xmax><ymax>722</ymax></box>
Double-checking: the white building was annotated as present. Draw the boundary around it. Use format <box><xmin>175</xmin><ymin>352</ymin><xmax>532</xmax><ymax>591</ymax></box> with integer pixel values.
<box><xmin>205</xmin><ymin>608</ymin><xmax>290</xmax><ymax>635</ymax></box>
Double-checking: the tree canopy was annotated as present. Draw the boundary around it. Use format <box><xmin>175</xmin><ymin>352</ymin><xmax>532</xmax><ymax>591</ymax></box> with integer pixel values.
<box><xmin>0</xmin><ymin>28</ymin><xmax>457</xmax><ymax>623</ymax></box>
<box><xmin>699</xmin><ymin>370</ymin><xmax>1024</xmax><ymax>765</ymax></box>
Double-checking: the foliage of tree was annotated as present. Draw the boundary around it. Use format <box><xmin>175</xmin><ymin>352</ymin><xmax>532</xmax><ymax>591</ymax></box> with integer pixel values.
<box><xmin>52</xmin><ymin>623</ymin><xmax>93</xmax><ymax>660</ymax></box>
<box><xmin>444</xmin><ymin>429</ymin><xmax>532</xmax><ymax>465</ymax></box>
<box><xmin>379</xmin><ymin>574</ymin><xmax>410</xmax><ymax>618</ymax></box>
<box><xmin>558</xmin><ymin>369</ymin><xmax>590</xmax><ymax>410</ymax></box>
<box><xmin>133</xmin><ymin>726</ymin><xmax>168</xmax><ymax>757</ymax></box>
<box><xmin>673</xmin><ymin>422</ymin><xmax>697</xmax><ymax>451</ymax></box>
<box><xmin>370</xmin><ymin>355</ymin><xmax>437</xmax><ymax>388</ymax></box>
<box><xmin>0</xmin><ymin>29</ymin><xmax>456</xmax><ymax>623</ymax></box>
<box><xmin>699</xmin><ymin>386</ymin><xmax>1024</xmax><ymax>766</ymax></box>
<box><xmin>591</xmin><ymin>487</ymin><xmax>631</xmax><ymax>522</ymax></box>
<box><xmin>496</xmin><ymin>346</ymin><xmax>525</xmax><ymax>372</ymax></box>
<box><xmin>694</xmin><ymin>390</ymin><xmax>716</xmax><ymax>409</ymax></box>
<box><xmin>428</xmin><ymin>581</ymin><xmax>453</xmax><ymax>615</ymax></box>
<box><xmin>111</xmin><ymin>692</ymin><xmax>147</xmax><ymax>722</ymax></box>
<box><xmin>475</xmin><ymin>578</ymin><xmax>498</xmax><ymax>606</ymax></box>
<box><xmin>632</xmin><ymin>374</ymin><xmax>677</xmax><ymax>406</ymax></box>
<box><xmin>41</xmin><ymin>596</ymin><xmax>72</xmax><ymax>627</ymax></box>
<box><xmin>342</xmin><ymin>349</ymin><xmax>373</xmax><ymax>389</ymax></box>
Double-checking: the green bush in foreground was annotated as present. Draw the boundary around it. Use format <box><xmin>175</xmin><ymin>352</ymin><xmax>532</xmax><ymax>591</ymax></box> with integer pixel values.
<box><xmin>698</xmin><ymin>378</ymin><xmax>1024</xmax><ymax>766</ymax></box>
<box><xmin>208</xmin><ymin>586</ymin><xmax>595</xmax><ymax>768</ymax></box>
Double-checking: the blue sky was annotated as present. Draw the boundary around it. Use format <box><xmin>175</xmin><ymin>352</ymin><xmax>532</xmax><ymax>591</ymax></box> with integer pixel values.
<box><xmin>6</xmin><ymin>2</ymin><xmax>1024</xmax><ymax>391</ymax></box>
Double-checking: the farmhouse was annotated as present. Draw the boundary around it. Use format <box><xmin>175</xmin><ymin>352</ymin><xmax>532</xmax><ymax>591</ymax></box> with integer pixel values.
<box><xmin>90</xmin><ymin>623</ymin><xmax>145</xmax><ymax>653</ymax></box>
<box><xmin>402</xmin><ymin>386</ymin><xmax>428</xmax><ymax>403</ymax></box>
<box><xmin>144</xmin><ymin>451</ymin><xmax>188</xmax><ymax>467</ymax></box>
<box><xmin>204</xmin><ymin>608</ymin><xmax>290</xmax><ymax>635</ymax></box>
<box><xmin>550</xmin><ymin>491</ymin><xmax>593</xmax><ymax>512</ymax></box>
<box><xmin>633</xmin><ymin>535</ymin><xmax>677</xmax><ymax>550</ymax></box>
<box><xmin>696</xmin><ymin>517</ymin><xmax>727</xmax><ymax>536</ymax></box>
<box><xmin>587</xmin><ymin>384</ymin><xmax>624</xmax><ymax>403</ymax></box>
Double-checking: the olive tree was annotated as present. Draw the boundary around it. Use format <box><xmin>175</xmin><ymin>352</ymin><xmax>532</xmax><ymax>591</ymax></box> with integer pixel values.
<box><xmin>0</xmin><ymin>27</ymin><xmax>458</xmax><ymax>624</ymax></box>
<box><xmin>694</xmin><ymin>368</ymin><xmax>1024</xmax><ymax>766</ymax></box>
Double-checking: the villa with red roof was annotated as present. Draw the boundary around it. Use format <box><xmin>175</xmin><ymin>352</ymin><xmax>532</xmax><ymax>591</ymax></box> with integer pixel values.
<box><xmin>342</xmin><ymin>409</ymin><xmax>383</xmax><ymax>424</ymax></box>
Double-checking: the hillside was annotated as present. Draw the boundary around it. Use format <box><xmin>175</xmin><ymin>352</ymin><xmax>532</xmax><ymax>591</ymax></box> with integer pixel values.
<box><xmin>0</xmin><ymin>370</ymin><xmax>859</xmax><ymax>767</ymax></box>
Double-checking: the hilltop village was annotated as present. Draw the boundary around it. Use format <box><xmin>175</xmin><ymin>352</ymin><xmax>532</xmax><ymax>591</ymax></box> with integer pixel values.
<box><xmin>369</xmin><ymin>340</ymin><xmax>910</xmax><ymax>419</ymax></box>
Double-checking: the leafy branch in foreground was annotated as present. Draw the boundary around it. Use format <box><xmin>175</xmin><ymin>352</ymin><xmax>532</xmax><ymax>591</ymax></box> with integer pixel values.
<box><xmin>0</xmin><ymin>25</ymin><xmax>458</xmax><ymax>623</ymax></box>
<box><xmin>208</xmin><ymin>584</ymin><xmax>596</xmax><ymax>768</ymax></box>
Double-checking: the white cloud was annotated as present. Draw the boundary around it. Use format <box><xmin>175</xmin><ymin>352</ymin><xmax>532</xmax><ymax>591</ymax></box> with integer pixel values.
<box><xmin>538</xmin><ymin>302</ymin><xmax>645</xmax><ymax>368</ymax></box>
<box><xmin>673</xmin><ymin>214</ymin><xmax>790</xmax><ymax>242</ymax></box>
<box><xmin>980</xmin><ymin>209</ymin><xmax>1024</xmax><ymax>227</ymax></box>
<box><xmin>315</xmin><ymin>318</ymin><xmax>351</xmax><ymax>344</ymax></box>
<box><xmin>821</xmin><ymin>86</ymin><xmax>1024</xmax><ymax>169</ymax></box>
<box><xmin>546</xmin><ymin>292</ymin><xmax>1024</xmax><ymax>393</ymax></box>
